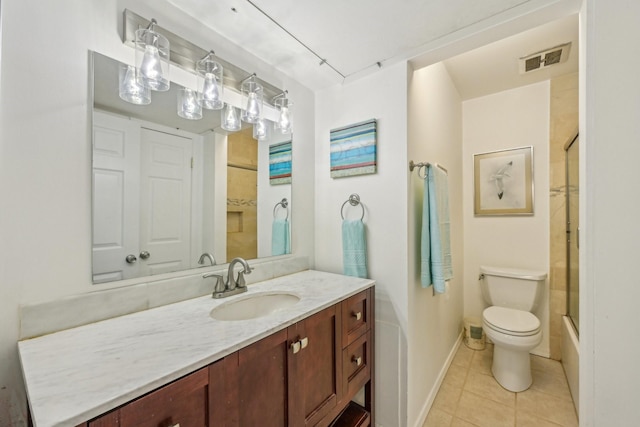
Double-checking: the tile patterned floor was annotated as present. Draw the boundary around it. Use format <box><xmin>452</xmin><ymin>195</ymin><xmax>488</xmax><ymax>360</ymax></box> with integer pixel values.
<box><xmin>423</xmin><ymin>343</ymin><xmax>578</xmax><ymax>427</ymax></box>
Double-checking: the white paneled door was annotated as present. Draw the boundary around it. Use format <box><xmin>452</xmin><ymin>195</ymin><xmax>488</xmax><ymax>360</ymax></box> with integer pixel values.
<box><xmin>139</xmin><ymin>128</ymin><xmax>193</xmax><ymax>276</ymax></box>
<box><xmin>92</xmin><ymin>112</ymin><xmax>140</xmax><ymax>282</ymax></box>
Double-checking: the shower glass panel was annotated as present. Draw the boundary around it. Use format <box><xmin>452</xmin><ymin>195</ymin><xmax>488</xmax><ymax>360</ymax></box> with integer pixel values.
<box><xmin>565</xmin><ymin>135</ymin><xmax>579</xmax><ymax>334</ymax></box>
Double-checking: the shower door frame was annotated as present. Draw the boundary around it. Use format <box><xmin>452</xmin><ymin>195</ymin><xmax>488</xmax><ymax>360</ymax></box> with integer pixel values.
<box><xmin>565</xmin><ymin>133</ymin><xmax>580</xmax><ymax>336</ymax></box>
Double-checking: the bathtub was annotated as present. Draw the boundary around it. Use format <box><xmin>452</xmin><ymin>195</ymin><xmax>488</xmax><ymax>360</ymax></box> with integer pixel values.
<box><xmin>562</xmin><ymin>315</ymin><xmax>579</xmax><ymax>413</ymax></box>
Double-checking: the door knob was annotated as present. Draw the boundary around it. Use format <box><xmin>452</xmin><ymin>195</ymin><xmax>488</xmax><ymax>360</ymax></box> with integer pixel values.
<box><xmin>139</xmin><ymin>251</ymin><xmax>150</xmax><ymax>260</ymax></box>
<box><xmin>125</xmin><ymin>254</ymin><xmax>137</xmax><ymax>264</ymax></box>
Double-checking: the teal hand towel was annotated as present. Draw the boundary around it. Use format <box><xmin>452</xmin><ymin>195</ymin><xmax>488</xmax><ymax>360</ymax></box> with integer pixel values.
<box><xmin>342</xmin><ymin>219</ymin><xmax>368</xmax><ymax>278</ymax></box>
<box><xmin>272</xmin><ymin>219</ymin><xmax>290</xmax><ymax>256</ymax></box>
<box><xmin>421</xmin><ymin>165</ymin><xmax>453</xmax><ymax>292</ymax></box>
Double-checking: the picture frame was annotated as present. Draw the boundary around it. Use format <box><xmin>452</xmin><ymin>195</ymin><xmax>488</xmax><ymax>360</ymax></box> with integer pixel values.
<box><xmin>473</xmin><ymin>146</ymin><xmax>534</xmax><ymax>215</ymax></box>
<box><xmin>330</xmin><ymin>119</ymin><xmax>377</xmax><ymax>178</ymax></box>
<box><xmin>269</xmin><ymin>140</ymin><xmax>292</xmax><ymax>185</ymax></box>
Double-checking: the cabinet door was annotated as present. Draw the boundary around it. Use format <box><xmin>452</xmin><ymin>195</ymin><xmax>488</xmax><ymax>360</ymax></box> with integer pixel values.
<box><xmin>223</xmin><ymin>329</ymin><xmax>292</xmax><ymax>427</ymax></box>
<box><xmin>289</xmin><ymin>305</ymin><xmax>342</xmax><ymax>426</ymax></box>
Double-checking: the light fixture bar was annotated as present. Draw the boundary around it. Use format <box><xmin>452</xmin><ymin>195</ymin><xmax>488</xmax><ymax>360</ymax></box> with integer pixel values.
<box><xmin>244</xmin><ymin>0</ymin><xmax>345</xmax><ymax>79</ymax></box>
<box><xmin>122</xmin><ymin>9</ymin><xmax>283</xmax><ymax>100</ymax></box>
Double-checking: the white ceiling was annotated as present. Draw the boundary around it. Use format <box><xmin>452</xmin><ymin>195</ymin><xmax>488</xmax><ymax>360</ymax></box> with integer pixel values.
<box><xmin>444</xmin><ymin>14</ymin><xmax>578</xmax><ymax>100</ymax></box>
<box><xmin>165</xmin><ymin>0</ymin><xmax>577</xmax><ymax>91</ymax></box>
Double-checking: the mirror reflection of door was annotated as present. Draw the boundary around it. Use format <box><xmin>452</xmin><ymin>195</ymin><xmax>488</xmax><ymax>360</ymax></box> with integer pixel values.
<box><xmin>139</xmin><ymin>128</ymin><xmax>193</xmax><ymax>277</ymax></box>
<box><xmin>92</xmin><ymin>111</ymin><xmax>196</xmax><ymax>283</ymax></box>
<box><xmin>227</xmin><ymin>128</ymin><xmax>258</xmax><ymax>260</ymax></box>
<box><xmin>92</xmin><ymin>111</ymin><xmax>140</xmax><ymax>282</ymax></box>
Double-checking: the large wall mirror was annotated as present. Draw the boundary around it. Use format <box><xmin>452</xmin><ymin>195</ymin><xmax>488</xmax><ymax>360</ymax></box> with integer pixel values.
<box><xmin>91</xmin><ymin>52</ymin><xmax>292</xmax><ymax>284</ymax></box>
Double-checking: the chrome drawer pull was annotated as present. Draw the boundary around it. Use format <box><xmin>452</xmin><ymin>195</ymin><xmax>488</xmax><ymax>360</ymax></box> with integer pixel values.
<box><xmin>291</xmin><ymin>341</ymin><xmax>301</xmax><ymax>354</ymax></box>
<box><xmin>352</xmin><ymin>311</ymin><xmax>362</xmax><ymax>321</ymax></box>
<box><xmin>300</xmin><ymin>337</ymin><xmax>309</xmax><ymax>349</ymax></box>
<box><xmin>352</xmin><ymin>356</ymin><xmax>363</xmax><ymax>366</ymax></box>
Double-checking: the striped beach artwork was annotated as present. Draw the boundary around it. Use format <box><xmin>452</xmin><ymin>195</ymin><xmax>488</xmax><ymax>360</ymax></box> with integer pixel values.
<box><xmin>269</xmin><ymin>140</ymin><xmax>292</xmax><ymax>185</ymax></box>
<box><xmin>330</xmin><ymin>119</ymin><xmax>377</xmax><ymax>178</ymax></box>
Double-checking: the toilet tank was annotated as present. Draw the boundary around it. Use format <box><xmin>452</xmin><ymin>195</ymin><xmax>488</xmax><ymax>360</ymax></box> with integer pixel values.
<box><xmin>479</xmin><ymin>266</ymin><xmax>547</xmax><ymax>312</ymax></box>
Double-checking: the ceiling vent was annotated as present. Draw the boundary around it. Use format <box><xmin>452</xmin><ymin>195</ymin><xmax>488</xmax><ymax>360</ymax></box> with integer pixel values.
<box><xmin>519</xmin><ymin>42</ymin><xmax>572</xmax><ymax>73</ymax></box>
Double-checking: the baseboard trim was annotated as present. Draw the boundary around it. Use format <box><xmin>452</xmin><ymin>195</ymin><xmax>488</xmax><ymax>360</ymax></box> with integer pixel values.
<box><xmin>414</xmin><ymin>331</ymin><xmax>463</xmax><ymax>427</ymax></box>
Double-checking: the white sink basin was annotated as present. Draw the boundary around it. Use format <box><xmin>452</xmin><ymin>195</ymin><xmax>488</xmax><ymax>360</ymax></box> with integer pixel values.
<box><xmin>210</xmin><ymin>292</ymin><xmax>301</xmax><ymax>321</ymax></box>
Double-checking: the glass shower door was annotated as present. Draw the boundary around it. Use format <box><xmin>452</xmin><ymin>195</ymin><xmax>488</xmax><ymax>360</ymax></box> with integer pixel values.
<box><xmin>565</xmin><ymin>135</ymin><xmax>579</xmax><ymax>334</ymax></box>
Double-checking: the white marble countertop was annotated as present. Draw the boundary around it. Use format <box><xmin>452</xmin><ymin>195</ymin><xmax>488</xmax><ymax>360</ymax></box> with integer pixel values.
<box><xmin>18</xmin><ymin>270</ymin><xmax>374</xmax><ymax>427</ymax></box>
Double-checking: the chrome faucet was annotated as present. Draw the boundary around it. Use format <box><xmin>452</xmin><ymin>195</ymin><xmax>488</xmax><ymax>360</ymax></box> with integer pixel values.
<box><xmin>227</xmin><ymin>257</ymin><xmax>252</xmax><ymax>290</ymax></box>
<box><xmin>198</xmin><ymin>253</ymin><xmax>216</xmax><ymax>266</ymax></box>
<box><xmin>204</xmin><ymin>257</ymin><xmax>252</xmax><ymax>299</ymax></box>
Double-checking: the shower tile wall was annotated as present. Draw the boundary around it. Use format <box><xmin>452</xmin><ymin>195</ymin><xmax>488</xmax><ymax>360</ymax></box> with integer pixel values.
<box><xmin>549</xmin><ymin>72</ymin><xmax>578</xmax><ymax>360</ymax></box>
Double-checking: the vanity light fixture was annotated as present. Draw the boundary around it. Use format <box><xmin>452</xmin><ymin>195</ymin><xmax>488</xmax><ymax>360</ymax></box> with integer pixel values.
<box><xmin>177</xmin><ymin>88</ymin><xmax>202</xmax><ymax>120</ymax></box>
<box><xmin>221</xmin><ymin>103</ymin><xmax>241</xmax><ymax>131</ymax></box>
<box><xmin>273</xmin><ymin>90</ymin><xmax>292</xmax><ymax>134</ymax></box>
<box><xmin>118</xmin><ymin>64</ymin><xmax>151</xmax><ymax>105</ymax></box>
<box><xmin>135</xmin><ymin>18</ymin><xmax>170</xmax><ymax>91</ymax></box>
<box><xmin>196</xmin><ymin>50</ymin><xmax>224</xmax><ymax>110</ymax></box>
<box><xmin>240</xmin><ymin>73</ymin><xmax>263</xmax><ymax>124</ymax></box>
<box><xmin>253</xmin><ymin>118</ymin><xmax>269</xmax><ymax>141</ymax></box>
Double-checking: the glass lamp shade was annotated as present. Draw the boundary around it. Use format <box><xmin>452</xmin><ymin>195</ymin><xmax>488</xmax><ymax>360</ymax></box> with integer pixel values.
<box><xmin>221</xmin><ymin>103</ymin><xmax>241</xmax><ymax>132</ymax></box>
<box><xmin>196</xmin><ymin>54</ymin><xmax>224</xmax><ymax>110</ymax></box>
<box><xmin>240</xmin><ymin>77</ymin><xmax>263</xmax><ymax>124</ymax></box>
<box><xmin>119</xmin><ymin>64</ymin><xmax>151</xmax><ymax>105</ymax></box>
<box><xmin>274</xmin><ymin>96</ymin><xmax>293</xmax><ymax>134</ymax></box>
<box><xmin>135</xmin><ymin>26</ymin><xmax>170</xmax><ymax>91</ymax></box>
<box><xmin>177</xmin><ymin>88</ymin><xmax>202</xmax><ymax>120</ymax></box>
<box><xmin>253</xmin><ymin>118</ymin><xmax>269</xmax><ymax>141</ymax></box>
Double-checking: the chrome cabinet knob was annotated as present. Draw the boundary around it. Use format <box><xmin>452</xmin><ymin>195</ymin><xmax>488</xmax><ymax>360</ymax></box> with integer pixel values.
<box><xmin>139</xmin><ymin>251</ymin><xmax>150</xmax><ymax>260</ymax></box>
<box><xmin>125</xmin><ymin>254</ymin><xmax>137</xmax><ymax>264</ymax></box>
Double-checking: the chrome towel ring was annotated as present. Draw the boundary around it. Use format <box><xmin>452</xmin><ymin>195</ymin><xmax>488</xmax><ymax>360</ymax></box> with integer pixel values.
<box><xmin>273</xmin><ymin>198</ymin><xmax>289</xmax><ymax>220</ymax></box>
<box><xmin>340</xmin><ymin>193</ymin><xmax>365</xmax><ymax>221</ymax></box>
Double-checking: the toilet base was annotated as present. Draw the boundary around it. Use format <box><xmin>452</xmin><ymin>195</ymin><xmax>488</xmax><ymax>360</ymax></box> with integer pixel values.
<box><xmin>491</xmin><ymin>344</ymin><xmax>532</xmax><ymax>392</ymax></box>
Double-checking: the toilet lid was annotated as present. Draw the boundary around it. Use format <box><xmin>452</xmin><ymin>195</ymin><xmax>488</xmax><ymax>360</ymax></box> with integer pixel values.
<box><xmin>483</xmin><ymin>306</ymin><xmax>540</xmax><ymax>336</ymax></box>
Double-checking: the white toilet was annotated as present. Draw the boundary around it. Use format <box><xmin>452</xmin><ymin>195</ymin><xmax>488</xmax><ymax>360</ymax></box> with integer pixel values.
<box><xmin>479</xmin><ymin>265</ymin><xmax>547</xmax><ymax>392</ymax></box>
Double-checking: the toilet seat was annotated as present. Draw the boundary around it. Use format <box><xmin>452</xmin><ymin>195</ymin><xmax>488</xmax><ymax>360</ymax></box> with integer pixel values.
<box><xmin>483</xmin><ymin>306</ymin><xmax>540</xmax><ymax>337</ymax></box>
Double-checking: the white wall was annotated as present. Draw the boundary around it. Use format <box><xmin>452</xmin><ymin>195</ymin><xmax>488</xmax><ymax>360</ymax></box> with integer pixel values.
<box><xmin>407</xmin><ymin>63</ymin><xmax>464</xmax><ymax>425</ymax></box>
<box><xmin>462</xmin><ymin>81</ymin><xmax>551</xmax><ymax>356</ymax></box>
<box><xmin>0</xmin><ymin>1</ymin><xmax>315</xmax><ymax>424</ymax></box>
<box><xmin>581</xmin><ymin>1</ymin><xmax>640</xmax><ymax>424</ymax></box>
<box><xmin>315</xmin><ymin>63</ymin><xmax>410</xmax><ymax>426</ymax></box>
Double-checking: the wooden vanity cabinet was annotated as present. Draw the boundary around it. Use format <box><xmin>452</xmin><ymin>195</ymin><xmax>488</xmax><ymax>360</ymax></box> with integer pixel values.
<box><xmin>217</xmin><ymin>328</ymin><xmax>291</xmax><ymax>426</ymax></box>
<box><xmin>288</xmin><ymin>304</ymin><xmax>342</xmax><ymax>426</ymax></box>
<box><xmin>83</xmin><ymin>288</ymin><xmax>374</xmax><ymax>427</ymax></box>
<box><xmin>216</xmin><ymin>304</ymin><xmax>342</xmax><ymax>427</ymax></box>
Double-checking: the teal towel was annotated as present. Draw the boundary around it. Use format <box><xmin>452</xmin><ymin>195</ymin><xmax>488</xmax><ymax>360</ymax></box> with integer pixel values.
<box><xmin>342</xmin><ymin>220</ymin><xmax>368</xmax><ymax>278</ymax></box>
<box><xmin>421</xmin><ymin>165</ymin><xmax>453</xmax><ymax>292</ymax></box>
<box><xmin>272</xmin><ymin>219</ymin><xmax>290</xmax><ymax>256</ymax></box>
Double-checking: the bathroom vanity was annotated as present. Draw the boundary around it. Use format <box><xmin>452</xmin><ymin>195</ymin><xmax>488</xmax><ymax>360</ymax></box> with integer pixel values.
<box><xmin>19</xmin><ymin>270</ymin><xmax>375</xmax><ymax>427</ymax></box>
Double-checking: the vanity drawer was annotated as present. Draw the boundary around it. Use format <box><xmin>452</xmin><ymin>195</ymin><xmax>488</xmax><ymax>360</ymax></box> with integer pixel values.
<box><xmin>341</xmin><ymin>330</ymin><xmax>371</xmax><ymax>401</ymax></box>
<box><xmin>341</xmin><ymin>289</ymin><xmax>371</xmax><ymax>347</ymax></box>
<box><xmin>113</xmin><ymin>367</ymin><xmax>208</xmax><ymax>427</ymax></box>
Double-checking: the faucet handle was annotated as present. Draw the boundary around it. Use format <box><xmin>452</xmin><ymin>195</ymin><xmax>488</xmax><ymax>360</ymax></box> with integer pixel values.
<box><xmin>236</xmin><ymin>271</ymin><xmax>247</xmax><ymax>288</ymax></box>
<box><xmin>203</xmin><ymin>273</ymin><xmax>225</xmax><ymax>293</ymax></box>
